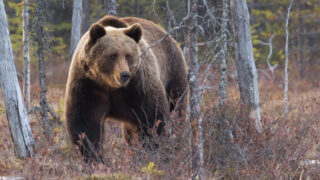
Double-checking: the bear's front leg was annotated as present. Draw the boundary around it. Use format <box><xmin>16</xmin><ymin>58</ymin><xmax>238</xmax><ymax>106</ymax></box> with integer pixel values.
<box><xmin>65</xmin><ymin>79</ymin><xmax>110</xmax><ymax>163</ymax></box>
<box><xmin>128</xmin><ymin>81</ymin><xmax>170</xmax><ymax>145</ymax></box>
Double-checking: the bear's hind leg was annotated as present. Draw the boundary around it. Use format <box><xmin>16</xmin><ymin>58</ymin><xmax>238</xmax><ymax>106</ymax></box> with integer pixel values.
<box><xmin>167</xmin><ymin>80</ymin><xmax>189</xmax><ymax>118</ymax></box>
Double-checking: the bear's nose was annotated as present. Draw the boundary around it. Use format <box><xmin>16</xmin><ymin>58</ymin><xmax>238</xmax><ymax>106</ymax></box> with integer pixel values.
<box><xmin>120</xmin><ymin>71</ymin><xmax>131</xmax><ymax>84</ymax></box>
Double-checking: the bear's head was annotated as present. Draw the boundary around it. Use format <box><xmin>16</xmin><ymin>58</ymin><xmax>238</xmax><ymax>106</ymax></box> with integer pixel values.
<box><xmin>83</xmin><ymin>22</ymin><xmax>142</xmax><ymax>89</ymax></box>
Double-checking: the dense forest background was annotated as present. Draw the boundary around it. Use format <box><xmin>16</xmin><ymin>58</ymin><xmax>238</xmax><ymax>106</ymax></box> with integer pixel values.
<box><xmin>1</xmin><ymin>0</ymin><xmax>319</xmax><ymax>179</ymax></box>
<box><xmin>5</xmin><ymin>0</ymin><xmax>320</xmax><ymax>86</ymax></box>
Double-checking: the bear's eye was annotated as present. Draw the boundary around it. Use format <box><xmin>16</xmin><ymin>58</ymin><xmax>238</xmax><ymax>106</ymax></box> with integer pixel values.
<box><xmin>125</xmin><ymin>55</ymin><xmax>132</xmax><ymax>61</ymax></box>
<box><xmin>109</xmin><ymin>54</ymin><xmax>117</xmax><ymax>60</ymax></box>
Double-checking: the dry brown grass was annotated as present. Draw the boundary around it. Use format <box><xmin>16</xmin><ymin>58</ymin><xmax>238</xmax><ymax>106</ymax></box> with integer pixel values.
<box><xmin>0</xmin><ymin>62</ymin><xmax>319</xmax><ymax>179</ymax></box>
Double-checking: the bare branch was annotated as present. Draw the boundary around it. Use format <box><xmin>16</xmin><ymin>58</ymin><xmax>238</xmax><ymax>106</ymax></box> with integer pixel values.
<box><xmin>258</xmin><ymin>34</ymin><xmax>278</xmax><ymax>79</ymax></box>
<box><xmin>138</xmin><ymin>25</ymin><xmax>186</xmax><ymax>59</ymax></box>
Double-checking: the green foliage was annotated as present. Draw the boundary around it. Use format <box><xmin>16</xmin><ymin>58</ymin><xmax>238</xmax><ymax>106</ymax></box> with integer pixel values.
<box><xmin>57</xmin><ymin>97</ymin><xmax>65</xmax><ymax>121</ymax></box>
<box><xmin>4</xmin><ymin>0</ymin><xmax>171</xmax><ymax>63</ymax></box>
<box><xmin>249</xmin><ymin>0</ymin><xmax>320</xmax><ymax>67</ymax></box>
<box><xmin>5</xmin><ymin>0</ymin><xmax>320</xmax><ymax>68</ymax></box>
<box><xmin>251</xmin><ymin>23</ymin><xmax>261</xmax><ymax>60</ymax></box>
<box><xmin>250</xmin><ymin>3</ymin><xmax>286</xmax><ymax>65</ymax></box>
<box><xmin>8</xmin><ymin>1</ymin><xmax>23</xmax><ymax>16</ymax></box>
<box><xmin>141</xmin><ymin>162</ymin><xmax>164</xmax><ymax>176</ymax></box>
<box><xmin>90</xmin><ymin>0</ymin><xmax>105</xmax><ymax>23</ymax></box>
<box><xmin>7</xmin><ymin>1</ymin><xmax>23</xmax><ymax>61</ymax></box>
<box><xmin>117</xmin><ymin>0</ymin><xmax>160</xmax><ymax>19</ymax></box>
<box><xmin>5</xmin><ymin>0</ymin><xmax>72</xmax><ymax>63</ymax></box>
<box><xmin>0</xmin><ymin>104</ymin><xmax>5</xmax><ymax>114</ymax></box>
<box><xmin>47</xmin><ymin>22</ymin><xmax>69</xmax><ymax>55</ymax></box>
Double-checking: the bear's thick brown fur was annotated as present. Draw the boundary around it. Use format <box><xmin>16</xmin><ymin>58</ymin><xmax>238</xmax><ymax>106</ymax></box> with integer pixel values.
<box><xmin>65</xmin><ymin>15</ymin><xmax>188</xmax><ymax>162</ymax></box>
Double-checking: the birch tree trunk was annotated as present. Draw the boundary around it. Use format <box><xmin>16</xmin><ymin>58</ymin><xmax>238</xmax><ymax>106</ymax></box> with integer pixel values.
<box><xmin>23</xmin><ymin>0</ymin><xmax>30</xmax><ymax>112</ymax></box>
<box><xmin>81</xmin><ymin>0</ymin><xmax>90</xmax><ymax>36</ymax></box>
<box><xmin>231</xmin><ymin>0</ymin><xmax>262</xmax><ymax>133</ymax></box>
<box><xmin>284</xmin><ymin>0</ymin><xmax>294</xmax><ymax>119</ymax></box>
<box><xmin>187</xmin><ymin>0</ymin><xmax>204</xmax><ymax>178</ymax></box>
<box><xmin>219</xmin><ymin>0</ymin><xmax>229</xmax><ymax>106</ymax></box>
<box><xmin>105</xmin><ymin>0</ymin><xmax>117</xmax><ymax>16</ymax></box>
<box><xmin>70</xmin><ymin>0</ymin><xmax>82</xmax><ymax>59</ymax></box>
<box><xmin>217</xmin><ymin>0</ymin><xmax>234</xmax><ymax>159</ymax></box>
<box><xmin>0</xmin><ymin>0</ymin><xmax>35</xmax><ymax>158</ymax></box>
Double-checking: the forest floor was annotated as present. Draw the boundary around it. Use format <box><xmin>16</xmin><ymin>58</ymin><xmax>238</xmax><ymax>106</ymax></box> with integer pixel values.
<box><xmin>0</xmin><ymin>77</ymin><xmax>319</xmax><ymax>179</ymax></box>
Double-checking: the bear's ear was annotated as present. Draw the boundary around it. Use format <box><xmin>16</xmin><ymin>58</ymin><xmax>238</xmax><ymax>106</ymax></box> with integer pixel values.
<box><xmin>88</xmin><ymin>23</ymin><xmax>106</xmax><ymax>45</ymax></box>
<box><xmin>124</xmin><ymin>23</ymin><xmax>142</xmax><ymax>43</ymax></box>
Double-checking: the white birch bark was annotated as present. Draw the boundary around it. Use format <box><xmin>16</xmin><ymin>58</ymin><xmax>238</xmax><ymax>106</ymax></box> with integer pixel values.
<box><xmin>0</xmin><ymin>0</ymin><xmax>35</xmax><ymax>158</ymax></box>
<box><xmin>232</xmin><ymin>0</ymin><xmax>262</xmax><ymax>133</ymax></box>
<box><xmin>219</xmin><ymin>0</ymin><xmax>229</xmax><ymax>106</ymax></box>
<box><xmin>284</xmin><ymin>0</ymin><xmax>294</xmax><ymax>119</ymax></box>
<box><xmin>70</xmin><ymin>0</ymin><xmax>82</xmax><ymax>59</ymax></box>
<box><xmin>187</xmin><ymin>0</ymin><xmax>204</xmax><ymax>178</ymax></box>
<box><xmin>23</xmin><ymin>0</ymin><xmax>30</xmax><ymax>111</ymax></box>
<box><xmin>259</xmin><ymin>34</ymin><xmax>277</xmax><ymax>79</ymax></box>
<box><xmin>105</xmin><ymin>0</ymin><xmax>117</xmax><ymax>15</ymax></box>
<box><xmin>217</xmin><ymin>0</ymin><xmax>234</xmax><ymax>149</ymax></box>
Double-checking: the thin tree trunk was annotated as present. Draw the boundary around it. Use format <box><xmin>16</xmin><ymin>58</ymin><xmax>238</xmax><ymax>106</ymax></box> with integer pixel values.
<box><xmin>232</xmin><ymin>0</ymin><xmax>262</xmax><ymax>133</ymax></box>
<box><xmin>187</xmin><ymin>0</ymin><xmax>204</xmax><ymax>178</ymax></box>
<box><xmin>105</xmin><ymin>0</ymin><xmax>117</xmax><ymax>16</ymax></box>
<box><xmin>0</xmin><ymin>0</ymin><xmax>35</xmax><ymax>158</ymax></box>
<box><xmin>217</xmin><ymin>0</ymin><xmax>234</xmax><ymax>161</ymax></box>
<box><xmin>81</xmin><ymin>0</ymin><xmax>90</xmax><ymax>36</ymax></box>
<box><xmin>38</xmin><ymin>39</ymin><xmax>51</xmax><ymax>134</ymax></box>
<box><xmin>284</xmin><ymin>0</ymin><xmax>294</xmax><ymax>119</ymax></box>
<box><xmin>31</xmin><ymin>0</ymin><xmax>58</xmax><ymax>134</ymax></box>
<box><xmin>219</xmin><ymin>0</ymin><xmax>229</xmax><ymax>106</ymax></box>
<box><xmin>23</xmin><ymin>0</ymin><xmax>30</xmax><ymax>112</ymax></box>
<box><xmin>70</xmin><ymin>0</ymin><xmax>82</xmax><ymax>60</ymax></box>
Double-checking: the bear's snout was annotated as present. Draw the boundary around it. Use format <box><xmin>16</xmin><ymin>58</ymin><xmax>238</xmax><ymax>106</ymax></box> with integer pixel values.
<box><xmin>120</xmin><ymin>71</ymin><xmax>131</xmax><ymax>84</ymax></box>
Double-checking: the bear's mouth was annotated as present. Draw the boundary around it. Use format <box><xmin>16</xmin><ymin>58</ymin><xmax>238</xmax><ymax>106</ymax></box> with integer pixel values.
<box><xmin>100</xmin><ymin>73</ymin><xmax>130</xmax><ymax>89</ymax></box>
<box><xmin>100</xmin><ymin>75</ymin><xmax>123</xmax><ymax>89</ymax></box>
<box><xmin>114</xmin><ymin>76</ymin><xmax>129</xmax><ymax>88</ymax></box>
<box><xmin>118</xmin><ymin>78</ymin><xmax>130</xmax><ymax>87</ymax></box>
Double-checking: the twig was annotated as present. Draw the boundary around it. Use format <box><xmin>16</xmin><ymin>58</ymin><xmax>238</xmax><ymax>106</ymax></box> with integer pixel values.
<box><xmin>138</xmin><ymin>25</ymin><xmax>186</xmax><ymax>59</ymax></box>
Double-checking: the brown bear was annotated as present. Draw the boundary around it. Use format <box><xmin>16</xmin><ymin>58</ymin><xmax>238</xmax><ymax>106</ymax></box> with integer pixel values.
<box><xmin>65</xmin><ymin>15</ymin><xmax>188</xmax><ymax>162</ymax></box>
